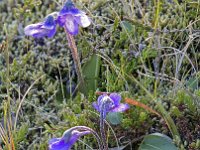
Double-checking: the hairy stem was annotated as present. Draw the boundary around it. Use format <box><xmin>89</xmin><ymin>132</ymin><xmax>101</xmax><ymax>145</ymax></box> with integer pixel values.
<box><xmin>100</xmin><ymin>104</ymin><xmax>108</xmax><ymax>150</ymax></box>
<box><xmin>64</xmin><ymin>27</ymin><xmax>85</xmax><ymax>92</ymax></box>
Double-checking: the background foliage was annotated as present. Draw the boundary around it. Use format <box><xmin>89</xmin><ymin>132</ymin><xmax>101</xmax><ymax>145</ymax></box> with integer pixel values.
<box><xmin>0</xmin><ymin>0</ymin><xmax>200</xmax><ymax>149</ymax></box>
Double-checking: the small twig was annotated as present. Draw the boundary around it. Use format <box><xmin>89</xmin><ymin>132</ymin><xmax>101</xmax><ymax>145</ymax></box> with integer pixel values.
<box><xmin>175</xmin><ymin>32</ymin><xmax>197</xmax><ymax>81</ymax></box>
<box><xmin>14</xmin><ymin>75</ymin><xmax>45</xmax><ymax>132</ymax></box>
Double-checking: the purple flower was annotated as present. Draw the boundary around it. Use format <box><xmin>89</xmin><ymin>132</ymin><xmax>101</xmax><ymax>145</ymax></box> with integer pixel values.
<box><xmin>24</xmin><ymin>15</ymin><xmax>56</xmax><ymax>38</ymax></box>
<box><xmin>57</xmin><ymin>0</ymin><xmax>91</xmax><ymax>35</ymax></box>
<box><xmin>49</xmin><ymin>127</ymin><xmax>91</xmax><ymax>150</ymax></box>
<box><xmin>93</xmin><ymin>93</ymin><xmax>130</xmax><ymax>119</ymax></box>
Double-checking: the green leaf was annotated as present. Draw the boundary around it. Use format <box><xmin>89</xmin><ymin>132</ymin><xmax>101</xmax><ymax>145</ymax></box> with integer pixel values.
<box><xmin>121</xmin><ymin>21</ymin><xmax>133</xmax><ymax>32</ymax></box>
<box><xmin>82</xmin><ymin>54</ymin><xmax>101</xmax><ymax>93</ymax></box>
<box><xmin>139</xmin><ymin>133</ymin><xmax>178</xmax><ymax>150</ymax></box>
<box><xmin>107</xmin><ymin>112</ymin><xmax>122</xmax><ymax>125</ymax></box>
<box><xmin>186</xmin><ymin>76</ymin><xmax>199</xmax><ymax>91</ymax></box>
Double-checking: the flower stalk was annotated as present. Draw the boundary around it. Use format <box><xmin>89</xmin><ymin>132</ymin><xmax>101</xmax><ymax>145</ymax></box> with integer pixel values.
<box><xmin>24</xmin><ymin>0</ymin><xmax>91</xmax><ymax>94</ymax></box>
<box><xmin>100</xmin><ymin>104</ymin><xmax>108</xmax><ymax>150</ymax></box>
<box><xmin>65</xmin><ymin>28</ymin><xmax>85</xmax><ymax>92</ymax></box>
<box><xmin>93</xmin><ymin>93</ymin><xmax>129</xmax><ymax>150</ymax></box>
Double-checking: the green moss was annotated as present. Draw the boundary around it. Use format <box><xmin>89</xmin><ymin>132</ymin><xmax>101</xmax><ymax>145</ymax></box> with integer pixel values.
<box><xmin>0</xmin><ymin>0</ymin><xmax>200</xmax><ymax>149</ymax></box>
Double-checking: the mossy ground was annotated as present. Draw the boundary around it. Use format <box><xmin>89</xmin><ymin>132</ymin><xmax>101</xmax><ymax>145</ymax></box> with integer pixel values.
<box><xmin>0</xmin><ymin>0</ymin><xmax>200</xmax><ymax>150</ymax></box>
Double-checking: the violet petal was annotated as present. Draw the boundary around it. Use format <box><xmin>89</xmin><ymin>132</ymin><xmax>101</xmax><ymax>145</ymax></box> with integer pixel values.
<box><xmin>59</xmin><ymin>0</ymin><xmax>80</xmax><ymax>15</ymax></box>
<box><xmin>109</xmin><ymin>93</ymin><xmax>121</xmax><ymax>106</ymax></box>
<box><xmin>97</xmin><ymin>95</ymin><xmax>105</xmax><ymax>106</ymax></box>
<box><xmin>64</xmin><ymin>15</ymin><xmax>79</xmax><ymax>35</ymax></box>
<box><xmin>49</xmin><ymin>138</ymin><xmax>70</xmax><ymax>150</ymax></box>
<box><xmin>24</xmin><ymin>17</ymin><xmax>56</xmax><ymax>38</ymax></box>
<box><xmin>110</xmin><ymin>103</ymin><xmax>129</xmax><ymax>112</ymax></box>
<box><xmin>92</xmin><ymin>102</ymin><xmax>100</xmax><ymax>112</ymax></box>
<box><xmin>42</xmin><ymin>15</ymin><xmax>56</xmax><ymax>30</ymax></box>
<box><xmin>27</xmin><ymin>29</ymin><xmax>49</xmax><ymax>38</ymax></box>
<box><xmin>24</xmin><ymin>23</ymin><xmax>43</xmax><ymax>36</ymax></box>
<box><xmin>60</xmin><ymin>7</ymin><xmax>80</xmax><ymax>15</ymax></box>
<box><xmin>49</xmin><ymin>130</ymin><xmax>91</xmax><ymax>150</ymax></box>
<box><xmin>49</xmin><ymin>138</ymin><xmax>61</xmax><ymax>145</ymax></box>
<box><xmin>57</xmin><ymin>15</ymin><xmax>66</xmax><ymax>27</ymax></box>
<box><xmin>74</xmin><ymin>13</ymin><xmax>91</xmax><ymax>28</ymax></box>
<box><xmin>47</xmin><ymin>27</ymin><xmax>56</xmax><ymax>38</ymax></box>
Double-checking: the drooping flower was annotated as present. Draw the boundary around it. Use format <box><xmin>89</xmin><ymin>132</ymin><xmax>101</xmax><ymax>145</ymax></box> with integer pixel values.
<box><xmin>48</xmin><ymin>126</ymin><xmax>91</xmax><ymax>150</ymax></box>
<box><xmin>24</xmin><ymin>15</ymin><xmax>57</xmax><ymax>38</ymax></box>
<box><xmin>93</xmin><ymin>93</ymin><xmax>130</xmax><ymax>119</ymax></box>
<box><xmin>57</xmin><ymin>0</ymin><xmax>91</xmax><ymax>35</ymax></box>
